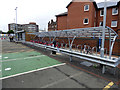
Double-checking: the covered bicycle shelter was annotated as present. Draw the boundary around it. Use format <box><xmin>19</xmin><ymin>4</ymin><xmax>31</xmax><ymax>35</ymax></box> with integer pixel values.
<box><xmin>24</xmin><ymin>26</ymin><xmax>120</xmax><ymax>74</ymax></box>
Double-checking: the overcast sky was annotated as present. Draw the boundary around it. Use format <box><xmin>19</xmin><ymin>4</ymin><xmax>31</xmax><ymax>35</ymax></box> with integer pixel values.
<box><xmin>0</xmin><ymin>0</ymin><xmax>116</xmax><ymax>32</ymax></box>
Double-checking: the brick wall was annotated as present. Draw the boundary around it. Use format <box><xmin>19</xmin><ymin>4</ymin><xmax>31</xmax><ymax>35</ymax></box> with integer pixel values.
<box><xmin>56</xmin><ymin>1</ymin><xmax>119</xmax><ymax>32</ymax></box>
<box><xmin>118</xmin><ymin>2</ymin><xmax>120</xmax><ymax>31</ymax></box>
<box><xmin>118</xmin><ymin>30</ymin><xmax>120</xmax><ymax>39</ymax></box>
<box><xmin>48</xmin><ymin>19</ymin><xmax>57</xmax><ymax>31</ymax></box>
<box><xmin>97</xmin><ymin>7</ymin><xmax>119</xmax><ymax>32</ymax></box>
<box><xmin>57</xmin><ymin>16</ymin><xmax>67</xmax><ymax>30</ymax></box>
<box><xmin>25</xmin><ymin>32</ymin><xmax>35</xmax><ymax>41</ymax></box>
<box><xmin>67</xmin><ymin>2</ymin><xmax>96</xmax><ymax>29</ymax></box>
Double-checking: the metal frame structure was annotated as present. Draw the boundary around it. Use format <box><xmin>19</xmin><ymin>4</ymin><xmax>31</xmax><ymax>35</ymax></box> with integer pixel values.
<box><xmin>26</xmin><ymin>26</ymin><xmax>120</xmax><ymax>74</ymax></box>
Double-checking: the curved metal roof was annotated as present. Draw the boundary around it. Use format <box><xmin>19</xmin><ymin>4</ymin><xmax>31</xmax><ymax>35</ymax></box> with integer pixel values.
<box><xmin>28</xmin><ymin>27</ymin><xmax>118</xmax><ymax>40</ymax></box>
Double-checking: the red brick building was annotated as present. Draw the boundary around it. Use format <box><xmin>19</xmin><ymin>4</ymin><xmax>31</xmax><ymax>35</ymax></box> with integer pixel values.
<box><xmin>56</xmin><ymin>12</ymin><xmax>68</xmax><ymax>30</ymax></box>
<box><xmin>48</xmin><ymin>19</ymin><xmax>57</xmax><ymax>31</ymax></box>
<box><xmin>55</xmin><ymin>0</ymin><xmax>120</xmax><ymax>56</ymax></box>
<box><xmin>56</xmin><ymin>0</ymin><xmax>120</xmax><ymax>34</ymax></box>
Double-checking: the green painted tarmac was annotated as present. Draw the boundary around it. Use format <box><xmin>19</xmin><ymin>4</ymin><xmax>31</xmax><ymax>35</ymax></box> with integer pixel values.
<box><xmin>1</xmin><ymin>51</ymin><xmax>61</xmax><ymax>78</ymax></box>
<box><xmin>2</xmin><ymin>51</ymin><xmax>42</xmax><ymax>61</ymax></box>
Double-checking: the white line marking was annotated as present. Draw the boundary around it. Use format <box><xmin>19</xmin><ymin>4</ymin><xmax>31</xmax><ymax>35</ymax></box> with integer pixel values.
<box><xmin>0</xmin><ymin>63</ymin><xmax>66</xmax><ymax>80</ymax></box>
<box><xmin>1</xmin><ymin>55</ymin><xmax>45</xmax><ymax>62</ymax></box>
<box><xmin>4</xmin><ymin>57</ymin><xmax>8</xmax><ymax>59</ymax></box>
<box><xmin>5</xmin><ymin>68</ymin><xmax>11</xmax><ymax>71</ymax></box>
<box><xmin>23</xmin><ymin>55</ymin><xmax>45</xmax><ymax>59</ymax></box>
<box><xmin>41</xmin><ymin>72</ymin><xmax>83</xmax><ymax>88</ymax></box>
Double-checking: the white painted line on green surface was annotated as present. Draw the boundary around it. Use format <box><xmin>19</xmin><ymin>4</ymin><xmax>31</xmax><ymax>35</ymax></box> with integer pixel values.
<box><xmin>5</xmin><ymin>68</ymin><xmax>11</xmax><ymax>71</ymax></box>
<box><xmin>1</xmin><ymin>55</ymin><xmax>45</xmax><ymax>62</ymax></box>
<box><xmin>4</xmin><ymin>57</ymin><xmax>8</xmax><ymax>59</ymax></box>
<box><xmin>0</xmin><ymin>63</ymin><xmax>66</xmax><ymax>80</ymax></box>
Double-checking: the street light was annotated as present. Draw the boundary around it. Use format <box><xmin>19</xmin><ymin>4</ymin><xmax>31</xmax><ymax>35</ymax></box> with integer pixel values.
<box><xmin>15</xmin><ymin>7</ymin><xmax>18</xmax><ymax>41</ymax></box>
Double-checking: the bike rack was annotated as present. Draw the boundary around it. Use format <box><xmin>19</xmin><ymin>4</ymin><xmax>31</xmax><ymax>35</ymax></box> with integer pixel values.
<box><xmin>26</xmin><ymin>26</ymin><xmax>120</xmax><ymax>74</ymax></box>
<box><xmin>92</xmin><ymin>47</ymin><xmax>98</xmax><ymax>56</ymax></box>
<box><xmin>61</xmin><ymin>43</ymin><xmax>64</xmax><ymax>48</ymax></box>
<box><xmin>65</xmin><ymin>44</ymin><xmax>68</xmax><ymax>49</ymax></box>
<box><xmin>83</xmin><ymin>45</ymin><xmax>91</xmax><ymax>54</ymax></box>
<box><xmin>77</xmin><ymin>45</ymin><xmax>83</xmax><ymax>53</ymax></box>
<box><xmin>104</xmin><ymin>48</ymin><xmax>108</xmax><ymax>58</ymax></box>
<box><xmin>72</xmin><ymin>44</ymin><xmax>77</xmax><ymax>51</ymax></box>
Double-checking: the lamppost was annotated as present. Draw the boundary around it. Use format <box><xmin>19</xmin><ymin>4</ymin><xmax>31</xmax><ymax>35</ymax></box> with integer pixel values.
<box><xmin>100</xmin><ymin>0</ymin><xmax>107</xmax><ymax>73</ymax></box>
<box><xmin>15</xmin><ymin>7</ymin><xmax>18</xmax><ymax>41</ymax></box>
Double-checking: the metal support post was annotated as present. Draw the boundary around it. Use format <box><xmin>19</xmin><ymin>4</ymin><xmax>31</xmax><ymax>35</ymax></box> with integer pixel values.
<box><xmin>15</xmin><ymin>7</ymin><xmax>18</xmax><ymax>41</ymax></box>
<box><xmin>70</xmin><ymin>56</ymin><xmax>72</xmax><ymax>62</ymax></box>
<box><xmin>68</xmin><ymin>36</ymin><xmax>76</xmax><ymax>62</ymax></box>
<box><xmin>109</xmin><ymin>29</ymin><xmax>111</xmax><ymax>59</ymax></box>
<box><xmin>52</xmin><ymin>37</ymin><xmax>56</xmax><ymax>43</ymax></box>
<box><xmin>100</xmin><ymin>0</ymin><xmax>107</xmax><ymax>58</ymax></box>
<box><xmin>100</xmin><ymin>0</ymin><xmax>107</xmax><ymax>74</ymax></box>
<box><xmin>102</xmin><ymin>65</ymin><xmax>106</xmax><ymax>74</ymax></box>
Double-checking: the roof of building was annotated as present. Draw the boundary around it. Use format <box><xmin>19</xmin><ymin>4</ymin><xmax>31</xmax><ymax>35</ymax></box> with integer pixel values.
<box><xmin>56</xmin><ymin>12</ymin><xmax>68</xmax><ymax>17</ymax></box>
<box><xmin>56</xmin><ymin>0</ymin><xmax>120</xmax><ymax>17</ymax></box>
<box><xmin>97</xmin><ymin>1</ymin><xmax>119</xmax><ymax>9</ymax></box>
<box><xmin>66</xmin><ymin>0</ymin><xmax>95</xmax><ymax>8</ymax></box>
<box><xmin>66</xmin><ymin>0</ymin><xmax>120</xmax><ymax>9</ymax></box>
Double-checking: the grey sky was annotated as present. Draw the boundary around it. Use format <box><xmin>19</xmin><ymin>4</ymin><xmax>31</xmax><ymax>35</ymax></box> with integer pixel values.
<box><xmin>0</xmin><ymin>0</ymin><xmax>113</xmax><ymax>32</ymax></box>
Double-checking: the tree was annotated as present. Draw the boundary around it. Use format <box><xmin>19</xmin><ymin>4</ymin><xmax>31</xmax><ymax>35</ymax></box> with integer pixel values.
<box><xmin>7</xmin><ymin>30</ymin><xmax>14</xmax><ymax>34</ymax></box>
<box><xmin>2</xmin><ymin>32</ymin><xmax>7</xmax><ymax>34</ymax></box>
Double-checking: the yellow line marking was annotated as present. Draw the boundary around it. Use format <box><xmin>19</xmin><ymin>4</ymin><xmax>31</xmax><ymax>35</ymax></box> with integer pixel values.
<box><xmin>103</xmin><ymin>82</ymin><xmax>114</xmax><ymax>90</ymax></box>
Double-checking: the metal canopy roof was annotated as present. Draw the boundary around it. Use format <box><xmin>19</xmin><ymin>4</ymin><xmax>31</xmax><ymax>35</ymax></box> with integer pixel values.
<box><xmin>28</xmin><ymin>26</ymin><xmax>118</xmax><ymax>61</ymax></box>
<box><xmin>28</xmin><ymin>27</ymin><xmax>118</xmax><ymax>39</ymax></box>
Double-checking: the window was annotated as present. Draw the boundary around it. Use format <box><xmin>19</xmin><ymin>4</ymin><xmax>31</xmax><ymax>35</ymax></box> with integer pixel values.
<box><xmin>83</xmin><ymin>18</ymin><xmax>89</xmax><ymax>24</ymax></box>
<box><xmin>111</xmin><ymin>21</ymin><xmax>117</xmax><ymax>27</ymax></box>
<box><xmin>84</xmin><ymin>5</ymin><xmax>89</xmax><ymax>11</ymax></box>
<box><xmin>99</xmin><ymin>21</ymin><xmax>103</xmax><ymax>26</ymax></box>
<box><xmin>112</xmin><ymin>8</ymin><xmax>118</xmax><ymax>15</ymax></box>
<box><xmin>100</xmin><ymin>10</ymin><xmax>104</xmax><ymax>16</ymax></box>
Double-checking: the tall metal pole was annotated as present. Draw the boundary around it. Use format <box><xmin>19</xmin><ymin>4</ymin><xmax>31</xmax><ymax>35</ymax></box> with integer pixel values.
<box><xmin>100</xmin><ymin>0</ymin><xmax>107</xmax><ymax>58</ymax></box>
<box><xmin>15</xmin><ymin>7</ymin><xmax>18</xmax><ymax>41</ymax></box>
<box><xmin>100</xmin><ymin>0</ymin><xmax>107</xmax><ymax>74</ymax></box>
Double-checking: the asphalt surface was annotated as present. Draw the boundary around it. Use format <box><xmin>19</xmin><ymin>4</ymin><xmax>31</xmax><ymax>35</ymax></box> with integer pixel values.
<box><xmin>1</xmin><ymin>40</ymin><xmax>120</xmax><ymax>89</ymax></box>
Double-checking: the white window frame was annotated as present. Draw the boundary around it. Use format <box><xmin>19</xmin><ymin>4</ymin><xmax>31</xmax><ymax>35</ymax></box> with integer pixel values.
<box><xmin>100</xmin><ymin>10</ymin><xmax>104</xmax><ymax>16</ymax></box>
<box><xmin>112</xmin><ymin>8</ymin><xmax>118</xmax><ymax>15</ymax></box>
<box><xmin>84</xmin><ymin>5</ymin><xmax>89</xmax><ymax>11</ymax></box>
<box><xmin>83</xmin><ymin>18</ymin><xmax>89</xmax><ymax>25</ymax></box>
<box><xmin>111</xmin><ymin>21</ymin><xmax>117</xmax><ymax>27</ymax></box>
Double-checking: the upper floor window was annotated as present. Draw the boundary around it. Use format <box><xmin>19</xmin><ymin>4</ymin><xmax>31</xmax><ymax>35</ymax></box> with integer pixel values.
<box><xmin>112</xmin><ymin>8</ymin><xmax>118</xmax><ymax>15</ymax></box>
<box><xmin>83</xmin><ymin>18</ymin><xmax>89</xmax><ymax>24</ymax></box>
<box><xmin>111</xmin><ymin>21</ymin><xmax>117</xmax><ymax>27</ymax></box>
<box><xmin>100</xmin><ymin>10</ymin><xmax>104</xmax><ymax>16</ymax></box>
<box><xmin>84</xmin><ymin>5</ymin><xmax>89</xmax><ymax>11</ymax></box>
